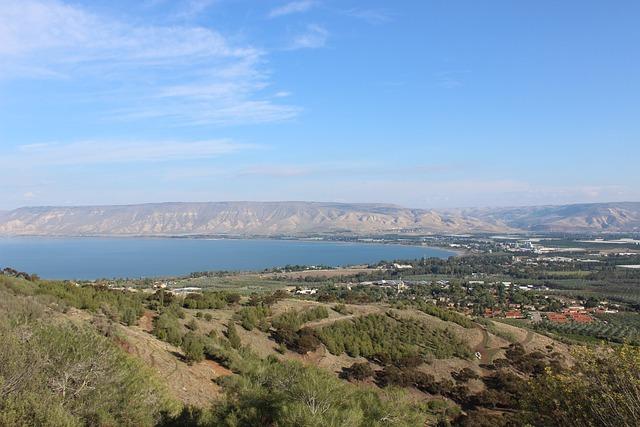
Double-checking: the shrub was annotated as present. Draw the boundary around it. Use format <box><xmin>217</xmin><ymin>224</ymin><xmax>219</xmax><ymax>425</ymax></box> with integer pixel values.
<box><xmin>181</xmin><ymin>332</ymin><xmax>205</xmax><ymax>363</ymax></box>
<box><xmin>236</xmin><ymin>305</ymin><xmax>271</xmax><ymax>331</ymax></box>
<box><xmin>153</xmin><ymin>312</ymin><xmax>183</xmax><ymax>346</ymax></box>
<box><xmin>525</xmin><ymin>344</ymin><xmax>640</xmax><ymax>427</ymax></box>
<box><xmin>209</xmin><ymin>358</ymin><xmax>427</xmax><ymax>426</ymax></box>
<box><xmin>186</xmin><ymin>318</ymin><xmax>199</xmax><ymax>331</ymax></box>
<box><xmin>226</xmin><ymin>322</ymin><xmax>242</xmax><ymax>349</ymax></box>
<box><xmin>343</xmin><ymin>362</ymin><xmax>374</xmax><ymax>381</ymax></box>
<box><xmin>452</xmin><ymin>367</ymin><xmax>480</xmax><ymax>383</ymax></box>
<box><xmin>0</xmin><ymin>290</ymin><xmax>175</xmax><ymax>427</ymax></box>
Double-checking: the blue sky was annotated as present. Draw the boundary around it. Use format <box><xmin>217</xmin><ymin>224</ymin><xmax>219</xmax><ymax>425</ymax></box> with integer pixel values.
<box><xmin>0</xmin><ymin>0</ymin><xmax>638</xmax><ymax>210</ymax></box>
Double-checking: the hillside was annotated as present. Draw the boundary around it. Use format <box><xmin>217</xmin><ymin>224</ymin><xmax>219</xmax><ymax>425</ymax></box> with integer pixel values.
<box><xmin>3</xmin><ymin>248</ymin><xmax>640</xmax><ymax>426</ymax></box>
<box><xmin>0</xmin><ymin>201</ymin><xmax>639</xmax><ymax>236</ymax></box>
<box><xmin>462</xmin><ymin>202</ymin><xmax>640</xmax><ymax>232</ymax></box>
<box><xmin>0</xmin><ymin>273</ymin><xmax>570</xmax><ymax>426</ymax></box>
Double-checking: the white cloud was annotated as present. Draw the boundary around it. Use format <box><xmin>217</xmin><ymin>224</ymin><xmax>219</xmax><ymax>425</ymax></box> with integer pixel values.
<box><xmin>8</xmin><ymin>140</ymin><xmax>253</xmax><ymax>165</ymax></box>
<box><xmin>268</xmin><ymin>1</ymin><xmax>317</xmax><ymax>18</ymax></box>
<box><xmin>175</xmin><ymin>0</ymin><xmax>216</xmax><ymax>19</ymax></box>
<box><xmin>342</xmin><ymin>8</ymin><xmax>392</xmax><ymax>25</ymax></box>
<box><xmin>289</xmin><ymin>24</ymin><xmax>328</xmax><ymax>50</ymax></box>
<box><xmin>0</xmin><ymin>0</ymin><xmax>298</xmax><ymax>126</ymax></box>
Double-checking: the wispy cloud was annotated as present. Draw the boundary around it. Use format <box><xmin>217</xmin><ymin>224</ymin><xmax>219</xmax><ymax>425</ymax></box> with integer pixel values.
<box><xmin>289</xmin><ymin>24</ymin><xmax>328</xmax><ymax>50</ymax></box>
<box><xmin>6</xmin><ymin>140</ymin><xmax>253</xmax><ymax>166</ymax></box>
<box><xmin>0</xmin><ymin>0</ymin><xmax>298</xmax><ymax>126</ymax></box>
<box><xmin>268</xmin><ymin>1</ymin><xmax>317</xmax><ymax>18</ymax></box>
<box><xmin>342</xmin><ymin>8</ymin><xmax>392</xmax><ymax>25</ymax></box>
<box><xmin>175</xmin><ymin>0</ymin><xmax>217</xmax><ymax>19</ymax></box>
<box><xmin>237</xmin><ymin>165</ymin><xmax>311</xmax><ymax>177</ymax></box>
<box><xmin>435</xmin><ymin>71</ymin><xmax>470</xmax><ymax>89</ymax></box>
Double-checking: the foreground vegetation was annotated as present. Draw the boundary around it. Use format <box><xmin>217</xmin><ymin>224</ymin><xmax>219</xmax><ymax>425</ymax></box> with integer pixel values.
<box><xmin>2</xmin><ymin>250</ymin><xmax>640</xmax><ymax>427</ymax></box>
<box><xmin>0</xmin><ymin>277</ymin><xmax>176</xmax><ymax>426</ymax></box>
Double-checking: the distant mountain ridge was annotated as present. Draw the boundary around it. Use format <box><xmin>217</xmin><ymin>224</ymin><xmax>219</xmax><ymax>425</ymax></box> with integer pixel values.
<box><xmin>0</xmin><ymin>201</ymin><xmax>639</xmax><ymax>236</ymax></box>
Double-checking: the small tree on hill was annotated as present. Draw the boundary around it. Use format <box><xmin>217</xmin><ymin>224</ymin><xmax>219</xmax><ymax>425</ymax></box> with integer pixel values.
<box><xmin>344</xmin><ymin>362</ymin><xmax>374</xmax><ymax>381</ymax></box>
<box><xmin>181</xmin><ymin>332</ymin><xmax>205</xmax><ymax>363</ymax></box>
<box><xmin>226</xmin><ymin>322</ymin><xmax>241</xmax><ymax>349</ymax></box>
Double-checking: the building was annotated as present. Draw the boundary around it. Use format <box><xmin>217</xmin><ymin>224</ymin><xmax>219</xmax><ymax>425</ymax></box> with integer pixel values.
<box><xmin>505</xmin><ymin>310</ymin><xmax>524</xmax><ymax>319</ymax></box>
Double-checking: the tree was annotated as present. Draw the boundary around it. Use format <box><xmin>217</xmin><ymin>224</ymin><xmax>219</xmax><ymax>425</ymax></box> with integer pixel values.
<box><xmin>181</xmin><ymin>332</ymin><xmax>205</xmax><ymax>363</ymax></box>
<box><xmin>186</xmin><ymin>318</ymin><xmax>199</xmax><ymax>331</ymax></box>
<box><xmin>525</xmin><ymin>344</ymin><xmax>640</xmax><ymax>427</ymax></box>
<box><xmin>153</xmin><ymin>312</ymin><xmax>183</xmax><ymax>347</ymax></box>
<box><xmin>226</xmin><ymin>322</ymin><xmax>241</xmax><ymax>349</ymax></box>
<box><xmin>344</xmin><ymin>362</ymin><xmax>374</xmax><ymax>381</ymax></box>
<box><xmin>293</xmin><ymin>328</ymin><xmax>321</xmax><ymax>354</ymax></box>
<box><xmin>210</xmin><ymin>358</ymin><xmax>427</xmax><ymax>426</ymax></box>
<box><xmin>225</xmin><ymin>293</ymin><xmax>241</xmax><ymax>305</ymax></box>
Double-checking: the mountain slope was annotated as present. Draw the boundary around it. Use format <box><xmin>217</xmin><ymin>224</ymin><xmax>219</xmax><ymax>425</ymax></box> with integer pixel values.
<box><xmin>461</xmin><ymin>202</ymin><xmax>640</xmax><ymax>232</ymax></box>
<box><xmin>0</xmin><ymin>201</ymin><xmax>638</xmax><ymax>236</ymax></box>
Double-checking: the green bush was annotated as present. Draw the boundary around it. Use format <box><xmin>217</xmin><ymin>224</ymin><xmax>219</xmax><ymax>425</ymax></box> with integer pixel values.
<box><xmin>0</xmin><ymin>286</ymin><xmax>176</xmax><ymax>427</ymax></box>
<box><xmin>236</xmin><ymin>305</ymin><xmax>271</xmax><ymax>331</ymax></box>
<box><xmin>153</xmin><ymin>312</ymin><xmax>184</xmax><ymax>347</ymax></box>
<box><xmin>181</xmin><ymin>332</ymin><xmax>206</xmax><ymax>363</ymax></box>
<box><xmin>226</xmin><ymin>322</ymin><xmax>242</xmax><ymax>349</ymax></box>
<box><xmin>209</xmin><ymin>358</ymin><xmax>427</xmax><ymax>426</ymax></box>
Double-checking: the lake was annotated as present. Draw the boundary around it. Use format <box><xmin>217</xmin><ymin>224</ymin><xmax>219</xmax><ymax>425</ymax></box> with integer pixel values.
<box><xmin>0</xmin><ymin>237</ymin><xmax>456</xmax><ymax>280</ymax></box>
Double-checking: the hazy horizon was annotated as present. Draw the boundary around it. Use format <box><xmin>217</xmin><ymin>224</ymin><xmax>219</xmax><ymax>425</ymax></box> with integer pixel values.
<box><xmin>3</xmin><ymin>198</ymin><xmax>640</xmax><ymax>213</ymax></box>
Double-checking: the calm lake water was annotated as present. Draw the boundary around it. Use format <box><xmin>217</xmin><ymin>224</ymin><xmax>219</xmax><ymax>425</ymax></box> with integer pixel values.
<box><xmin>0</xmin><ymin>237</ymin><xmax>455</xmax><ymax>280</ymax></box>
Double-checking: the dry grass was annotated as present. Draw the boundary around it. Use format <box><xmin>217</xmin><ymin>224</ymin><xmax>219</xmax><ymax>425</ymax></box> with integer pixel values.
<box><xmin>120</xmin><ymin>319</ymin><xmax>231</xmax><ymax>407</ymax></box>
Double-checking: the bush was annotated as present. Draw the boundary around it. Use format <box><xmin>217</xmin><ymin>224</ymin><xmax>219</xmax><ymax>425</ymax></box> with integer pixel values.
<box><xmin>181</xmin><ymin>332</ymin><xmax>205</xmax><ymax>363</ymax></box>
<box><xmin>186</xmin><ymin>318</ymin><xmax>199</xmax><ymax>331</ymax></box>
<box><xmin>343</xmin><ymin>362</ymin><xmax>374</xmax><ymax>381</ymax></box>
<box><xmin>525</xmin><ymin>344</ymin><xmax>640</xmax><ymax>427</ymax></box>
<box><xmin>452</xmin><ymin>367</ymin><xmax>480</xmax><ymax>383</ymax></box>
<box><xmin>332</xmin><ymin>303</ymin><xmax>351</xmax><ymax>315</ymax></box>
<box><xmin>236</xmin><ymin>305</ymin><xmax>271</xmax><ymax>331</ymax></box>
<box><xmin>209</xmin><ymin>358</ymin><xmax>427</xmax><ymax>426</ymax></box>
<box><xmin>153</xmin><ymin>312</ymin><xmax>184</xmax><ymax>346</ymax></box>
<box><xmin>0</xmin><ymin>287</ymin><xmax>176</xmax><ymax>427</ymax></box>
<box><xmin>226</xmin><ymin>322</ymin><xmax>242</xmax><ymax>349</ymax></box>
<box><xmin>292</xmin><ymin>328</ymin><xmax>321</xmax><ymax>354</ymax></box>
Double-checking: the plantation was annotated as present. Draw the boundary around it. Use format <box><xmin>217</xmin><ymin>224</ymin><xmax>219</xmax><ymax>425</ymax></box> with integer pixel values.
<box><xmin>316</xmin><ymin>313</ymin><xmax>472</xmax><ymax>363</ymax></box>
<box><xmin>271</xmin><ymin>305</ymin><xmax>330</xmax><ymax>330</ymax></box>
<box><xmin>413</xmin><ymin>301</ymin><xmax>475</xmax><ymax>328</ymax></box>
<box><xmin>535</xmin><ymin>318</ymin><xmax>640</xmax><ymax>344</ymax></box>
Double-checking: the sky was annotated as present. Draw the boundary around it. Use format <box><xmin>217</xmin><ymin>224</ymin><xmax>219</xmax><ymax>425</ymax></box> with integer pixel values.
<box><xmin>0</xmin><ymin>0</ymin><xmax>639</xmax><ymax>210</ymax></box>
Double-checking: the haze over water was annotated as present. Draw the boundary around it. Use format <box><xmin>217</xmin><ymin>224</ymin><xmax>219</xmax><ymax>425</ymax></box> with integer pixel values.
<box><xmin>0</xmin><ymin>237</ymin><xmax>455</xmax><ymax>280</ymax></box>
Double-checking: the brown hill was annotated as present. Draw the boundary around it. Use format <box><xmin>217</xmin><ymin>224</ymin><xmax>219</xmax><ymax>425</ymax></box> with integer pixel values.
<box><xmin>0</xmin><ymin>201</ymin><xmax>638</xmax><ymax>236</ymax></box>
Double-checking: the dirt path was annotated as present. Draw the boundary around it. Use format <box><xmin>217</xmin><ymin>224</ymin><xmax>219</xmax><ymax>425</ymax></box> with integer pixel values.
<box><xmin>521</xmin><ymin>330</ymin><xmax>535</xmax><ymax>346</ymax></box>
<box><xmin>473</xmin><ymin>327</ymin><xmax>501</xmax><ymax>363</ymax></box>
<box><xmin>138</xmin><ymin>310</ymin><xmax>155</xmax><ymax>332</ymax></box>
<box><xmin>305</xmin><ymin>314</ymin><xmax>359</xmax><ymax>328</ymax></box>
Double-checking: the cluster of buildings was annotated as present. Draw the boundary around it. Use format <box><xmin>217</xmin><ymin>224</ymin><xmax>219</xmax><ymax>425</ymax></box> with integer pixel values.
<box><xmin>545</xmin><ymin>305</ymin><xmax>618</xmax><ymax>324</ymax></box>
